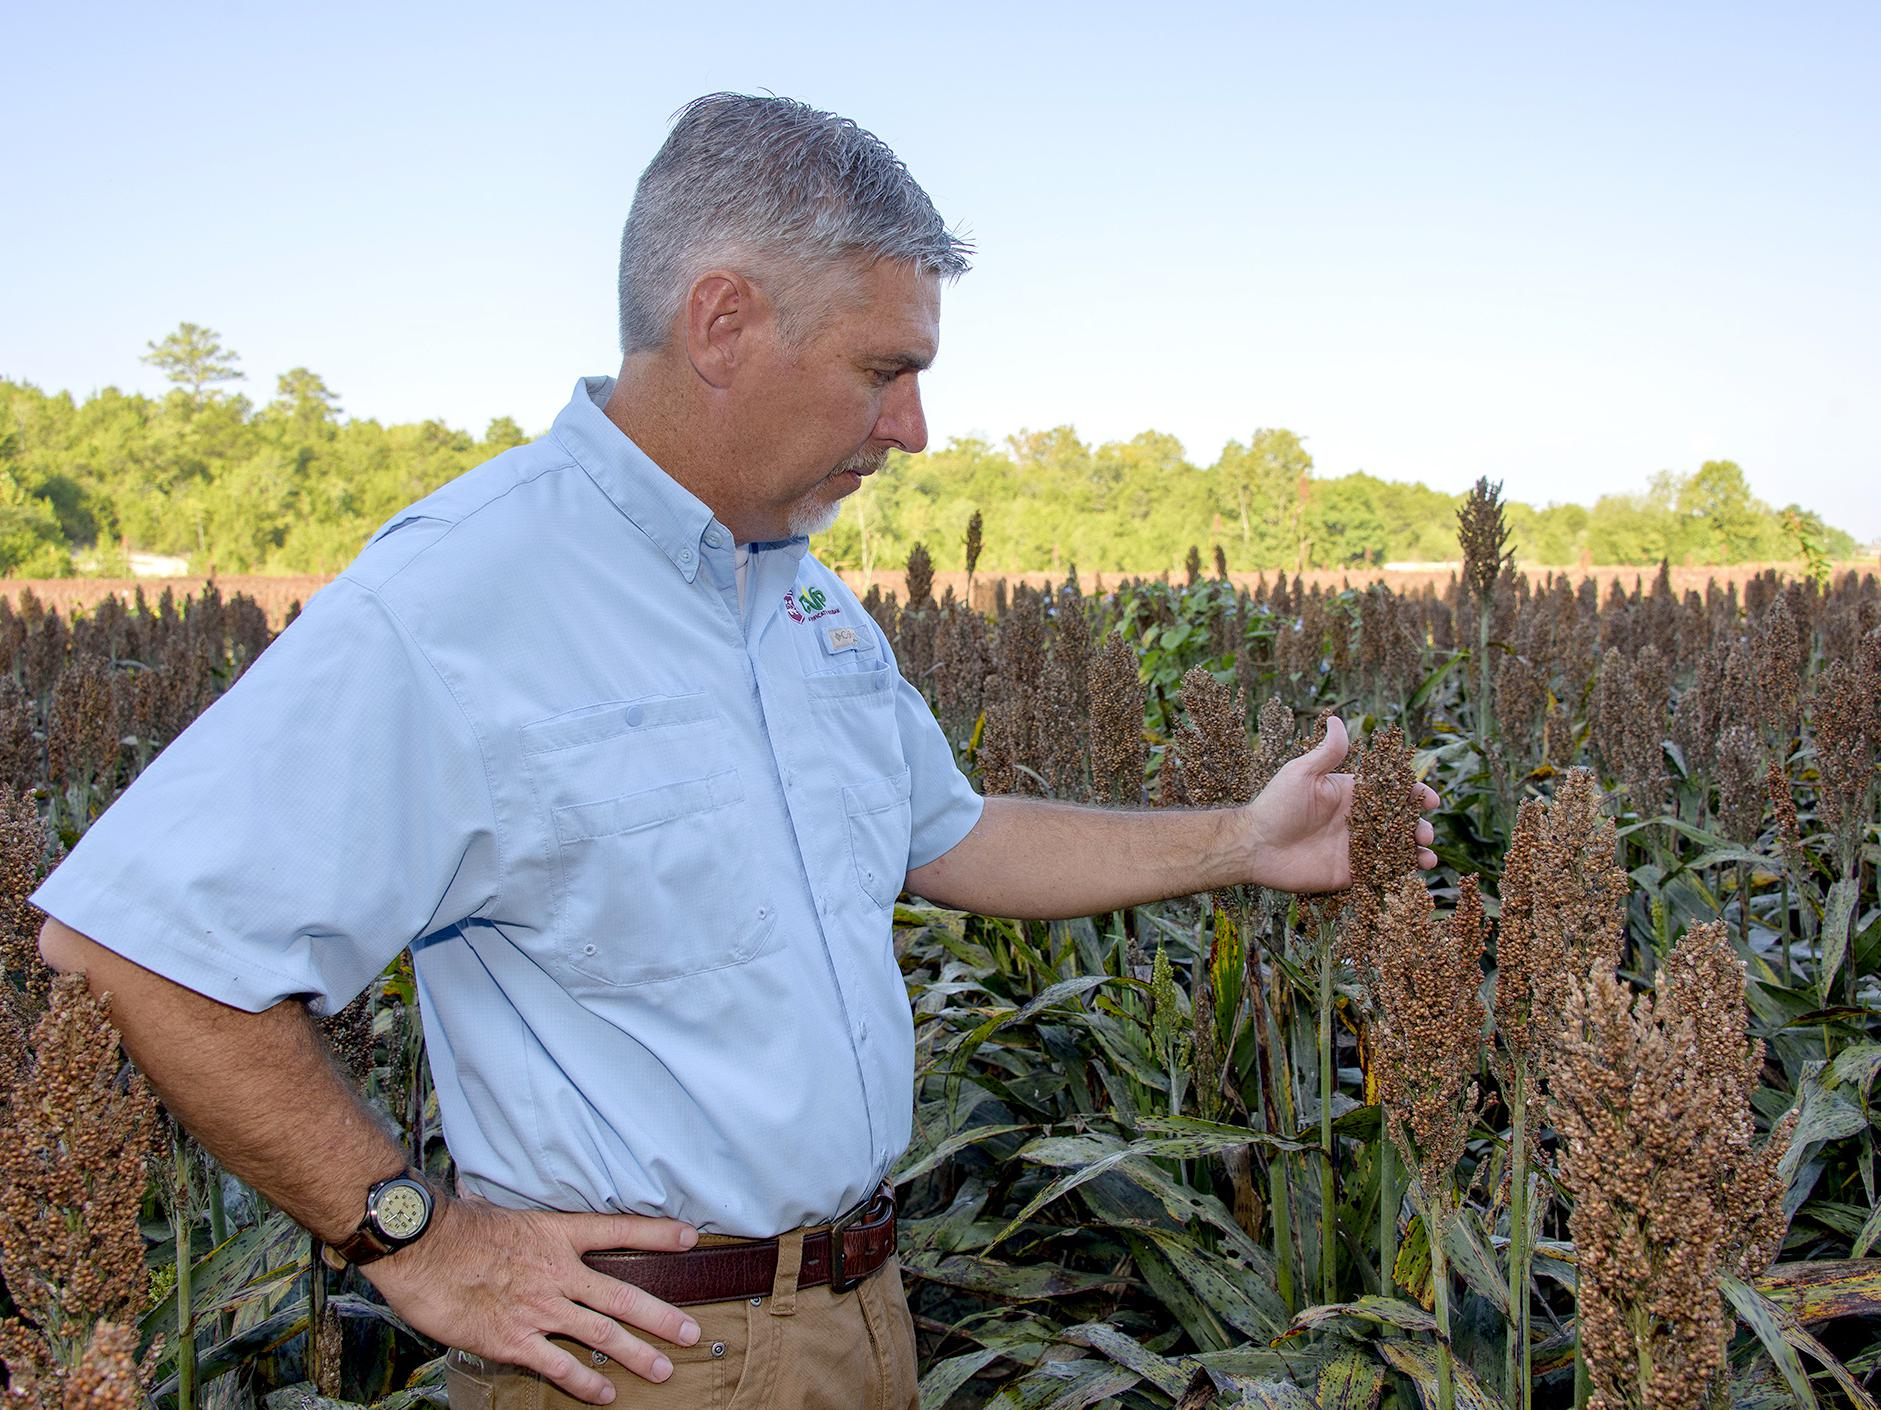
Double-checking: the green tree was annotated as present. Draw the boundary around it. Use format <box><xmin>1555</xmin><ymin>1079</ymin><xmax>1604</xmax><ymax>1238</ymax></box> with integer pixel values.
<box><xmin>1213</xmin><ymin>428</ymin><xmax>1311</xmax><ymax>567</ymax></box>
<box><xmin>267</xmin><ymin>368</ymin><xmax>342</xmax><ymax>438</ymax></box>
<box><xmin>141</xmin><ymin>323</ymin><xmax>246</xmax><ymax>404</ymax></box>
<box><xmin>1677</xmin><ymin>459</ymin><xmax>1762</xmax><ymax>562</ymax></box>
<box><xmin>484</xmin><ymin>417</ymin><xmax>530</xmax><ymax>452</ymax></box>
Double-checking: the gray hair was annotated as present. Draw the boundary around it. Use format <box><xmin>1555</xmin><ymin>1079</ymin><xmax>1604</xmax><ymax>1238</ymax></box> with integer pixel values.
<box><xmin>617</xmin><ymin>93</ymin><xmax>973</xmax><ymax>356</ymax></box>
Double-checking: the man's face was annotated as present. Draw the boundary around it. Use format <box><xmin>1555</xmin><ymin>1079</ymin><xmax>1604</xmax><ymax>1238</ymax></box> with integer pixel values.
<box><xmin>734</xmin><ymin>258</ymin><xmax>939</xmax><ymax>541</ymax></box>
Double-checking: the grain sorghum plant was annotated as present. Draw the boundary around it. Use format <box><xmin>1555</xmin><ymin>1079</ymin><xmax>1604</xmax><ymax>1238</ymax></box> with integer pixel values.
<box><xmin>1490</xmin><ymin>767</ymin><xmax>1628</xmax><ymax>1407</ymax></box>
<box><xmin>1213</xmin><ymin>544</ymin><xmax>1229</xmax><ymax>581</ymax></box>
<box><xmin>963</xmin><ymin>509</ymin><xmax>983</xmax><ymax>585</ymax></box>
<box><xmin>1372</xmin><ymin>873</ymin><xmax>1486</xmax><ymax>1410</ymax></box>
<box><xmin>0</xmin><ymin>676</ymin><xmax>38</xmax><ymax>796</ymax></box>
<box><xmin>1373</xmin><ymin>873</ymin><xmax>1486</xmax><ymax>1201</ymax></box>
<box><xmin>1811</xmin><ymin>657</ymin><xmax>1877</xmax><ymax>877</ymax></box>
<box><xmin>59</xmin><ymin>1321</ymin><xmax>144</xmax><ymax>1410</ymax></box>
<box><xmin>1184</xmin><ymin>544</ymin><xmax>1203</xmax><ymax>587</ymax></box>
<box><xmin>1457</xmin><ymin>478</ymin><xmax>1512</xmax><ymax>609</ymax></box>
<box><xmin>1167</xmin><ymin>665</ymin><xmax>1254</xmax><ymax>813</ymax></box>
<box><xmin>1336</xmin><ymin>723</ymin><xmax>1420</xmax><ymax>967</ymax></box>
<box><xmin>21</xmin><ymin>602</ymin><xmax>68</xmax><ymax>707</ymax></box>
<box><xmin>0</xmin><ymin>788</ymin><xmax>58</xmax><ymax>1048</ymax></box>
<box><xmin>1754</xmin><ymin>593</ymin><xmax>1803</xmax><ymax>755</ymax></box>
<box><xmin>1549</xmin><ymin>921</ymin><xmax>1793</xmax><ymax>1410</ymax></box>
<box><xmin>1494</xmin><ymin>769</ymin><xmax>1628</xmax><ymax>1069</ymax></box>
<box><xmin>1087</xmin><ymin>632</ymin><xmax>1147</xmax><ymax>807</ymax></box>
<box><xmin>0</xmin><ymin>974</ymin><xmax>161</xmax><ymax>1394</ymax></box>
<box><xmin>975</xmin><ymin>689</ymin><xmax>1021</xmax><ymax>797</ymax></box>
<box><xmin>905</xmin><ymin>541</ymin><xmax>935</xmax><ymax>610</ymax></box>
<box><xmin>1715</xmin><ymin>725</ymin><xmax>1763</xmax><ymax>848</ymax></box>
<box><xmin>1655</xmin><ymin>921</ymin><xmax>1795</xmax><ymax>1278</ymax></box>
<box><xmin>44</xmin><ymin>654</ymin><xmax>120</xmax><ymax>799</ymax></box>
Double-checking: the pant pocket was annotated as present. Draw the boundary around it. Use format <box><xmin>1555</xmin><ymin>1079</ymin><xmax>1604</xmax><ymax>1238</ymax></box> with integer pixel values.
<box><xmin>858</xmin><ymin>1259</ymin><xmax>919</xmax><ymax>1410</ymax></box>
<box><xmin>442</xmin><ymin>1349</ymin><xmax>495</xmax><ymax>1410</ymax></box>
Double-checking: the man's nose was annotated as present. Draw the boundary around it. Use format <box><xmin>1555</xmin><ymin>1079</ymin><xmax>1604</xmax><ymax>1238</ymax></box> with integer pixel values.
<box><xmin>875</xmin><ymin>375</ymin><xmax>927</xmax><ymax>455</ymax></box>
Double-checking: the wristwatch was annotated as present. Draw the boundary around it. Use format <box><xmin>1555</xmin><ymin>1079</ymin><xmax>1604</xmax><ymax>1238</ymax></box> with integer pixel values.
<box><xmin>319</xmin><ymin>1169</ymin><xmax>437</xmax><ymax>1270</ymax></box>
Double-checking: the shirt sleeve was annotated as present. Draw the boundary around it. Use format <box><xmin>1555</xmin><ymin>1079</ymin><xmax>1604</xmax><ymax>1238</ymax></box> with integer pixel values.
<box><xmin>892</xmin><ymin>670</ymin><xmax>985</xmax><ymax>872</ymax></box>
<box><xmin>29</xmin><ymin>575</ymin><xmax>502</xmax><ymax>1015</ymax></box>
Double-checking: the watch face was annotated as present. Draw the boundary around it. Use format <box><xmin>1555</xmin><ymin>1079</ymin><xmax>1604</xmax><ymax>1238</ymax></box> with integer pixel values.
<box><xmin>373</xmin><ymin>1180</ymin><xmax>431</xmax><ymax>1240</ymax></box>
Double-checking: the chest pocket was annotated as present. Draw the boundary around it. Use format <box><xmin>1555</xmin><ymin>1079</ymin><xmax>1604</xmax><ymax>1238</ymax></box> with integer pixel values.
<box><xmin>799</xmin><ymin>630</ymin><xmax>913</xmax><ymax>911</ymax></box>
<box><xmin>520</xmin><ymin>692</ymin><xmax>780</xmax><ymax>987</ymax></box>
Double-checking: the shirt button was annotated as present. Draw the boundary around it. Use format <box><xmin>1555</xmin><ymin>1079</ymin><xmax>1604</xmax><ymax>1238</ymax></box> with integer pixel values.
<box><xmin>755</xmin><ymin>905</ymin><xmax>770</xmax><ymax>920</ymax></box>
<box><xmin>625</xmin><ymin>705</ymin><xmax>646</xmax><ymax>727</ymax></box>
<box><xmin>582</xmin><ymin>944</ymin><xmax>597</xmax><ymax>956</ymax></box>
<box><xmin>679</xmin><ymin>547</ymin><xmax>694</xmax><ymax>564</ymax></box>
<box><xmin>704</xmin><ymin>529</ymin><xmax>722</xmax><ymax>548</ymax></box>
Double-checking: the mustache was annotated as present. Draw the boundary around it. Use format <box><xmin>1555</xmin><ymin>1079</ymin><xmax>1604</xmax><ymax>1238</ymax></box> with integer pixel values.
<box><xmin>831</xmin><ymin>446</ymin><xmax>889</xmax><ymax>478</ymax></box>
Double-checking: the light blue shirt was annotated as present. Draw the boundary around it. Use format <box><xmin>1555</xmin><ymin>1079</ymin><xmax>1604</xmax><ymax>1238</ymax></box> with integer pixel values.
<box><xmin>31</xmin><ymin>376</ymin><xmax>985</xmax><ymax>1237</ymax></box>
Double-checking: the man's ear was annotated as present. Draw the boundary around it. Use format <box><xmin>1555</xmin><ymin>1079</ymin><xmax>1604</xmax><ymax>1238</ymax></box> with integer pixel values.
<box><xmin>683</xmin><ymin>271</ymin><xmax>752</xmax><ymax>390</ymax></box>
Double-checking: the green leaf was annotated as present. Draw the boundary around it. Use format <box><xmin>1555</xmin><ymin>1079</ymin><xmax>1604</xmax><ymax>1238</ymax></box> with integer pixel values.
<box><xmin>1721</xmin><ymin>1272</ymin><xmax>1879</xmax><ymax>1410</ymax></box>
<box><xmin>1853</xmin><ymin>1208</ymin><xmax>1881</xmax><ymax>1261</ymax></box>
<box><xmin>899</xmin><ymin>1251</ymin><xmax>1129</xmax><ymax>1301</ymax></box>
<box><xmin>1231</xmin><ymin>1377</ymin><xmax>1321</xmax><ymax>1410</ymax></box>
<box><xmin>1061</xmin><ymin>1321</ymin><xmax>1204</xmax><ymax>1399</ymax></box>
<box><xmin>1286</xmin><ymin>1296</ymin><xmax>1440</xmax><ymax>1337</ymax></box>
<box><xmin>1373</xmin><ymin>1340</ymin><xmax>1512</xmax><ymax>1410</ymax></box>
<box><xmin>1817</xmin><ymin>879</ymin><xmax>1860</xmax><ymax>1006</ymax></box>
<box><xmin>1823</xmin><ymin>1044</ymin><xmax>1881</xmax><ymax>1097</ymax></box>
<box><xmin>138</xmin><ymin>1210</ymin><xmax>303</xmax><ymax>1356</ymax></box>
<box><xmin>995</xmin><ymin>1132</ymin><xmax>1271</xmax><ymax>1262</ymax></box>
<box><xmin>1133</xmin><ymin>1113</ymin><xmax>1317</xmax><ymax>1154</ymax></box>
<box><xmin>1780</xmin><ymin>1067</ymin><xmax>1868</xmax><ymax>1200</ymax></box>
<box><xmin>918</xmin><ymin>1347</ymin><xmax>1002</xmax><ymax>1410</ymax></box>
<box><xmin>1441</xmin><ymin>1206</ymin><xmax>1511</xmax><ymax>1318</ymax></box>
<box><xmin>986</xmin><ymin>1358</ymin><xmax>1139</xmax><ymax>1409</ymax></box>
<box><xmin>893</xmin><ymin>1122</ymin><xmax>1030</xmax><ymax>1185</ymax></box>
<box><xmin>1757</xmin><ymin>1259</ymin><xmax>1881</xmax><ymax>1323</ymax></box>
<box><xmin>1131</xmin><ymin>1223</ymin><xmax>1288</xmax><ymax>1340</ymax></box>
<box><xmin>1316</xmin><ymin>1344</ymin><xmax>1386</xmax><ymax>1410</ymax></box>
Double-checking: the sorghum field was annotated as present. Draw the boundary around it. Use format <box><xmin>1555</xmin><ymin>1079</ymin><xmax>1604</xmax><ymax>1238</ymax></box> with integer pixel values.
<box><xmin>3</xmin><ymin>484</ymin><xmax>1879</xmax><ymax>1410</ymax></box>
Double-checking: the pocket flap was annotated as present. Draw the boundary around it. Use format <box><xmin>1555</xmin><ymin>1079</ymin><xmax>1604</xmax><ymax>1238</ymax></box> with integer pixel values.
<box><xmin>523</xmin><ymin>693</ymin><xmax>718</xmax><ymax>755</ymax></box>
<box><xmin>804</xmin><ymin>659</ymin><xmax>894</xmax><ymax>703</ymax></box>
<box><xmin>554</xmin><ymin>768</ymin><xmax>744</xmax><ymax>844</ymax></box>
<box><xmin>843</xmin><ymin>767</ymin><xmax>912</xmax><ymax>816</ymax></box>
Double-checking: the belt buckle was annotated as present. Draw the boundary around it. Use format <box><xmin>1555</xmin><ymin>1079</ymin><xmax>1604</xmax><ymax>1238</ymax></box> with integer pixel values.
<box><xmin>826</xmin><ymin>1184</ymin><xmax>889</xmax><ymax>1295</ymax></box>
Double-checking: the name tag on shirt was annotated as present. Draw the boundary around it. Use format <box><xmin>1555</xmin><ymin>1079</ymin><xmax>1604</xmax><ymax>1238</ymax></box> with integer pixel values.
<box><xmin>822</xmin><ymin>625</ymin><xmax>863</xmax><ymax>654</ymax></box>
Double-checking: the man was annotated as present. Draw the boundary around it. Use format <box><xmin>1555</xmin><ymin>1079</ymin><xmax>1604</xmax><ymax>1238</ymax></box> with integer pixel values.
<box><xmin>36</xmin><ymin>94</ymin><xmax>1438</xmax><ymax>1409</ymax></box>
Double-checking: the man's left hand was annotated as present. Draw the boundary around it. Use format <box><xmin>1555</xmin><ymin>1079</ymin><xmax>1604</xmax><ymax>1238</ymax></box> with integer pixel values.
<box><xmin>1243</xmin><ymin>716</ymin><xmax>1440</xmax><ymax>894</ymax></box>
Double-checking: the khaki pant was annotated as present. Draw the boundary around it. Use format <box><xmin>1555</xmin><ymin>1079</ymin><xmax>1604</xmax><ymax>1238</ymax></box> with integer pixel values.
<box><xmin>442</xmin><ymin>1236</ymin><xmax>918</xmax><ymax>1410</ymax></box>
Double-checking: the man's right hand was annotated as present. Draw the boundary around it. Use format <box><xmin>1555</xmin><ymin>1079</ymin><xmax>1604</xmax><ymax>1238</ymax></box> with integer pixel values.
<box><xmin>361</xmin><ymin>1194</ymin><xmax>702</xmax><ymax>1405</ymax></box>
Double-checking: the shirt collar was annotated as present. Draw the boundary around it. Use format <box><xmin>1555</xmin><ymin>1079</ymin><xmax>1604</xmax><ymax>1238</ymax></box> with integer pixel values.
<box><xmin>551</xmin><ymin>375</ymin><xmax>808</xmax><ymax>582</ymax></box>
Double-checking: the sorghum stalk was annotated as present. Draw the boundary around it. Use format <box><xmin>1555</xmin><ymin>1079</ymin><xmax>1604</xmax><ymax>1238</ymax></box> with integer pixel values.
<box><xmin>1262</xmin><ymin>945</ymin><xmax>1298</xmax><ymax>1311</ymax></box>
<box><xmin>1506</xmin><ymin>1060</ymin><xmax>1533</xmax><ymax>1410</ymax></box>
<box><xmin>1431</xmin><ymin>1196</ymin><xmax>1458</xmax><ymax>1410</ymax></box>
<box><xmin>1317</xmin><ymin>936</ymin><xmax>1336</xmax><ymax>1305</ymax></box>
<box><xmin>1378</xmin><ymin>1137</ymin><xmax>1400</xmax><ymax>1292</ymax></box>
<box><xmin>171</xmin><ymin>1135</ymin><xmax>196</xmax><ymax>1410</ymax></box>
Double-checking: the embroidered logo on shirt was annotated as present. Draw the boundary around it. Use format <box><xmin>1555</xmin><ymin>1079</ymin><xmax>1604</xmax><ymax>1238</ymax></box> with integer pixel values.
<box><xmin>783</xmin><ymin>587</ymin><xmax>842</xmax><ymax>624</ymax></box>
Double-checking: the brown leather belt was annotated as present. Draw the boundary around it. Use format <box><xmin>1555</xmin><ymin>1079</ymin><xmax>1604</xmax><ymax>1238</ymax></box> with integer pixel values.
<box><xmin>581</xmin><ymin>1184</ymin><xmax>897</xmax><ymax>1308</ymax></box>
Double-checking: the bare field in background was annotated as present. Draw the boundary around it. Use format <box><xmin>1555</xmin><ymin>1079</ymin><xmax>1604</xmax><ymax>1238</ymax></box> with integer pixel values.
<box><xmin>3</xmin><ymin>560</ymin><xmax>1872</xmax><ymax>629</ymax></box>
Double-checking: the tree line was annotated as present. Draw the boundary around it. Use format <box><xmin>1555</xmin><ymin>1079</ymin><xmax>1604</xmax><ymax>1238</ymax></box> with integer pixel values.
<box><xmin>0</xmin><ymin>324</ymin><xmax>1858</xmax><ymax>578</ymax></box>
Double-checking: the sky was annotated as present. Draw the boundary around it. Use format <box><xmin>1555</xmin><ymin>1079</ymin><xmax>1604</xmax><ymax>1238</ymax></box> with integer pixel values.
<box><xmin>4</xmin><ymin>1</ymin><xmax>1877</xmax><ymax>542</ymax></box>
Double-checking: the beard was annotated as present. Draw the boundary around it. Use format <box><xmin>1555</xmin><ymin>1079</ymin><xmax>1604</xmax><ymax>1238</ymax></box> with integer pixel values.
<box><xmin>784</xmin><ymin>445</ymin><xmax>888</xmax><ymax>538</ymax></box>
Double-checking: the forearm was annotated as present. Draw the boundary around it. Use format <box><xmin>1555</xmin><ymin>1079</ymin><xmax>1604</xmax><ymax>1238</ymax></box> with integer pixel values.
<box><xmin>37</xmin><ymin>917</ymin><xmax>410</xmax><ymax>1243</ymax></box>
<box><xmin>906</xmin><ymin>795</ymin><xmax>1254</xmax><ymax>920</ymax></box>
